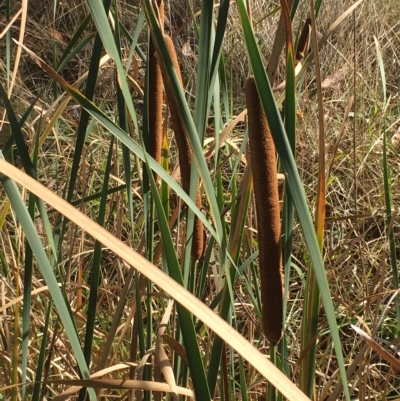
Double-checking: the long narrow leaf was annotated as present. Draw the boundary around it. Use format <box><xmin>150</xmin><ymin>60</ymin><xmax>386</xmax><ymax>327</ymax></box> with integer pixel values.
<box><xmin>65</xmin><ymin>0</ymin><xmax>112</xmax><ymax>204</ymax></box>
<box><xmin>375</xmin><ymin>36</ymin><xmax>400</xmax><ymax>329</ymax></box>
<box><xmin>280</xmin><ymin>1</ymin><xmax>297</xmax><ymax>397</ymax></box>
<box><xmin>83</xmin><ymin>136</ymin><xmax>114</xmax><ymax>364</ymax></box>
<box><xmin>300</xmin><ymin>1</ymin><xmax>327</xmax><ymax>395</ymax></box>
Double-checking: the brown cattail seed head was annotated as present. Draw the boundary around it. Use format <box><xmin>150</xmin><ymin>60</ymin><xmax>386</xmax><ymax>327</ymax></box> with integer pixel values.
<box><xmin>161</xmin><ymin>34</ymin><xmax>204</xmax><ymax>260</ymax></box>
<box><xmin>245</xmin><ymin>76</ymin><xmax>283</xmax><ymax>344</ymax></box>
<box><xmin>295</xmin><ymin>17</ymin><xmax>311</xmax><ymax>64</ymax></box>
<box><xmin>148</xmin><ymin>0</ymin><xmax>164</xmax><ymax>177</ymax></box>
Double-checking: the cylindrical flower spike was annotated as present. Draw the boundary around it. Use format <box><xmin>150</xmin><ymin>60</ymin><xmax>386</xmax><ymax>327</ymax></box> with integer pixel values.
<box><xmin>245</xmin><ymin>76</ymin><xmax>283</xmax><ymax>344</ymax></box>
<box><xmin>161</xmin><ymin>34</ymin><xmax>204</xmax><ymax>261</ymax></box>
<box><xmin>148</xmin><ymin>0</ymin><xmax>164</xmax><ymax>178</ymax></box>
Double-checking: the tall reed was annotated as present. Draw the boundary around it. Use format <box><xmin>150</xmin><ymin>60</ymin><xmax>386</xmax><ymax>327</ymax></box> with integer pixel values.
<box><xmin>245</xmin><ymin>76</ymin><xmax>283</xmax><ymax>344</ymax></box>
<box><xmin>160</xmin><ymin>34</ymin><xmax>204</xmax><ymax>261</ymax></box>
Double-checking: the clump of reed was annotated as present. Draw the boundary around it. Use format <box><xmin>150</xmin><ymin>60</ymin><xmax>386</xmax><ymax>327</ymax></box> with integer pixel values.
<box><xmin>148</xmin><ymin>0</ymin><xmax>164</xmax><ymax>176</ymax></box>
<box><xmin>245</xmin><ymin>76</ymin><xmax>283</xmax><ymax>344</ymax></box>
<box><xmin>160</xmin><ymin>34</ymin><xmax>204</xmax><ymax>261</ymax></box>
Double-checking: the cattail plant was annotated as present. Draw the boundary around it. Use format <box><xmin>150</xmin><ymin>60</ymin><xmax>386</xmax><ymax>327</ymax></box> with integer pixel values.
<box><xmin>295</xmin><ymin>17</ymin><xmax>311</xmax><ymax>65</ymax></box>
<box><xmin>245</xmin><ymin>76</ymin><xmax>283</xmax><ymax>344</ymax></box>
<box><xmin>160</xmin><ymin>34</ymin><xmax>204</xmax><ymax>261</ymax></box>
<box><xmin>148</xmin><ymin>0</ymin><xmax>164</xmax><ymax>176</ymax></box>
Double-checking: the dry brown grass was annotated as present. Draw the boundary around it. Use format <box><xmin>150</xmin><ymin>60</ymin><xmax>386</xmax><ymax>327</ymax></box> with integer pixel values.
<box><xmin>1</xmin><ymin>0</ymin><xmax>400</xmax><ymax>399</ymax></box>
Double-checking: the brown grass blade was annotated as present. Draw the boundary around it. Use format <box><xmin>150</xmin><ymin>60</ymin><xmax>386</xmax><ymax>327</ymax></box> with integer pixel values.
<box><xmin>155</xmin><ymin>299</ymin><xmax>178</xmax><ymax>399</ymax></box>
<box><xmin>53</xmin><ymin>379</ymin><xmax>194</xmax><ymax>398</ymax></box>
<box><xmin>266</xmin><ymin>0</ymin><xmax>294</xmax><ymax>82</ymax></box>
<box><xmin>352</xmin><ymin>325</ymin><xmax>400</xmax><ymax>370</ymax></box>
<box><xmin>0</xmin><ymin>9</ymin><xmax>22</xmax><ymax>40</ymax></box>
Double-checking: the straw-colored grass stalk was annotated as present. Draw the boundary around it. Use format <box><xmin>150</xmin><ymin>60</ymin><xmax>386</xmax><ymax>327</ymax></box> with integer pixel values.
<box><xmin>245</xmin><ymin>76</ymin><xmax>283</xmax><ymax>344</ymax></box>
<box><xmin>148</xmin><ymin>0</ymin><xmax>164</xmax><ymax>176</ymax></box>
<box><xmin>161</xmin><ymin>34</ymin><xmax>204</xmax><ymax>261</ymax></box>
